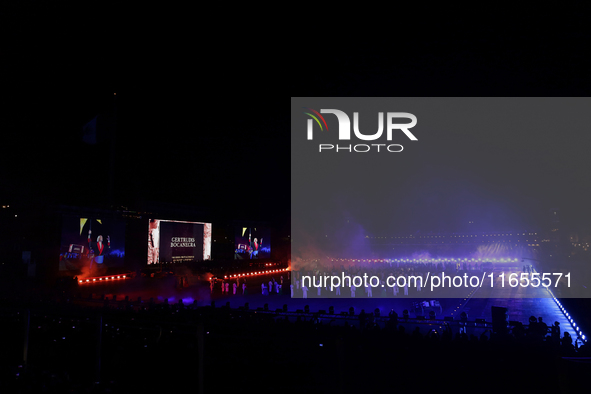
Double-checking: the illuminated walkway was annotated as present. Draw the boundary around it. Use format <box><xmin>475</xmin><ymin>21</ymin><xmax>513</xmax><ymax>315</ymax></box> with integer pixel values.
<box><xmin>456</xmin><ymin>267</ymin><xmax>584</xmax><ymax>342</ymax></box>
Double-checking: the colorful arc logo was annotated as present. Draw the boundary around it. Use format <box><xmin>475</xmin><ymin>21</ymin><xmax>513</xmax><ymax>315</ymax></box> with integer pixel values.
<box><xmin>303</xmin><ymin>107</ymin><xmax>329</xmax><ymax>132</ymax></box>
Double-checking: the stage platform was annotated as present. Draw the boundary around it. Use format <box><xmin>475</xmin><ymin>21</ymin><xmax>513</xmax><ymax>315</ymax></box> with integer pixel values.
<box><xmin>40</xmin><ymin>268</ymin><xmax>583</xmax><ymax>342</ymax></box>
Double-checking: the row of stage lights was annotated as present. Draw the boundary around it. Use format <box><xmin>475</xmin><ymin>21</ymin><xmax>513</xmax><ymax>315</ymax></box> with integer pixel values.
<box><xmin>222</xmin><ymin>268</ymin><xmax>289</xmax><ymax>280</ymax></box>
<box><xmin>79</xmin><ymin>275</ymin><xmax>130</xmax><ymax>284</ymax></box>
<box><xmin>536</xmin><ymin>266</ymin><xmax>587</xmax><ymax>344</ymax></box>
<box><xmin>78</xmin><ymin>269</ymin><xmax>289</xmax><ymax>284</ymax></box>
<box><xmin>552</xmin><ymin>296</ymin><xmax>586</xmax><ymax>343</ymax></box>
<box><xmin>331</xmin><ymin>258</ymin><xmax>520</xmax><ymax>263</ymax></box>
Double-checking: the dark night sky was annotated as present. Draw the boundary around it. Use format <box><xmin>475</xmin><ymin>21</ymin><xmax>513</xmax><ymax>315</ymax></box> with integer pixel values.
<box><xmin>1</xmin><ymin>5</ymin><xmax>590</xmax><ymax>235</ymax></box>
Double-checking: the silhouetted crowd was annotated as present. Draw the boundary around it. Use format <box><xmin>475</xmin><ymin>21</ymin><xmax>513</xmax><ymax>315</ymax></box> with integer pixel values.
<box><xmin>1</xmin><ymin>290</ymin><xmax>589</xmax><ymax>393</ymax></box>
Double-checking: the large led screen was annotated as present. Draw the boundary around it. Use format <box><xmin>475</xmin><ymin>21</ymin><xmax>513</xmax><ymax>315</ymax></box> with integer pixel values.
<box><xmin>234</xmin><ymin>226</ymin><xmax>271</xmax><ymax>259</ymax></box>
<box><xmin>147</xmin><ymin>219</ymin><xmax>212</xmax><ymax>264</ymax></box>
<box><xmin>59</xmin><ymin>216</ymin><xmax>126</xmax><ymax>272</ymax></box>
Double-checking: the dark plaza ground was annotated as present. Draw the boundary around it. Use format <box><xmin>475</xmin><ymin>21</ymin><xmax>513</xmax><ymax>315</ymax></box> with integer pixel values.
<box><xmin>16</xmin><ymin>266</ymin><xmax>580</xmax><ymax>338</ymax></box>
<box><xmin>2</xmin><ymin>265</ymin><xmax>591</xmax><ymax>393</ymax></box>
